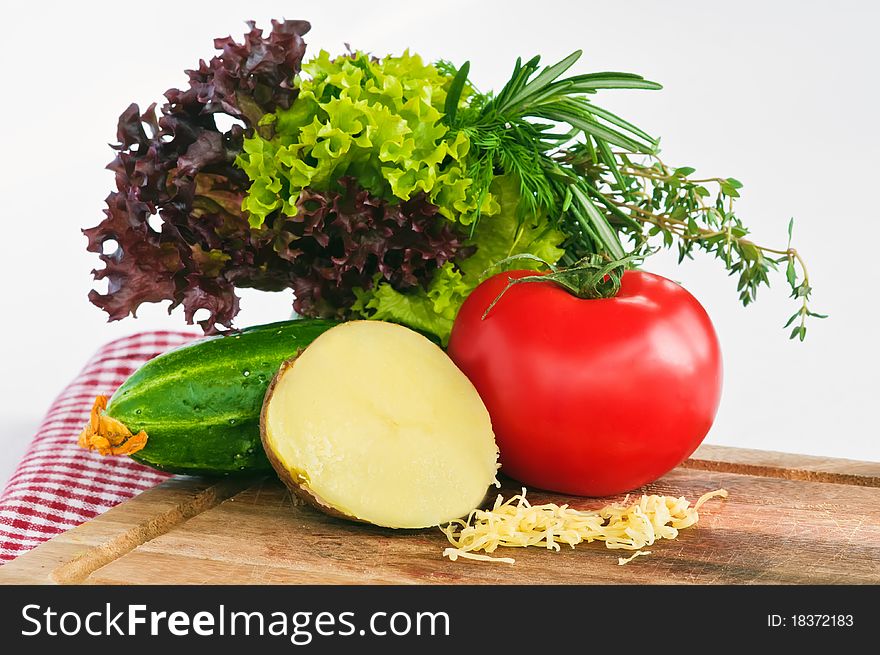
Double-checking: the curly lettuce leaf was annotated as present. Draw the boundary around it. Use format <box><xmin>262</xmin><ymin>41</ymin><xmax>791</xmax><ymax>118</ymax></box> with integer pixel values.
<box><xmin>237</xmin><ymin>50</ymin><xmax>495</xmax><ymax>228</ymax></box>
<box><xmin>278</xmin><ymin>178</ymin><xmax>470</xmax><ymax>319</ymax></box>
<box><xmin>354</xmin><ymin>175</ymin><xmax>566</xmax><ymax>343</ymax></box>
<box><xmin>86</xmin><ymin>20</ymin><xmax>311</xmax><ymax>333</ymax></box>
<box><xmin>351</xmin><ymin>264</ymin><xmax>469</xmax><ymax>343</ymax></box>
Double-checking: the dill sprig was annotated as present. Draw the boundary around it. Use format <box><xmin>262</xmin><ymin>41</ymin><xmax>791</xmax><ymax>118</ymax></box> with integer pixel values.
<box><xmin>443</xmin><ymin>52</ymin><xmax>823</xmax><ymax>339</ymax></box>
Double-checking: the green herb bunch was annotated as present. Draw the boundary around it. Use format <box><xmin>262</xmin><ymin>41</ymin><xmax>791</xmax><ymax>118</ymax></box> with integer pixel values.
<box><xmin>442</xmin><ymin>51</ymin><xmax>823</xmax><ymax>340</ymax></box>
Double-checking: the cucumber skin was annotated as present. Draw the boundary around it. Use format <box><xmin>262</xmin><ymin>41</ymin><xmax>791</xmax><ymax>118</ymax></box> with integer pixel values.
<box><xmin>107</xmin><ymin>319</ymin><xmax>338</xmax><ymax>476</ymax></box>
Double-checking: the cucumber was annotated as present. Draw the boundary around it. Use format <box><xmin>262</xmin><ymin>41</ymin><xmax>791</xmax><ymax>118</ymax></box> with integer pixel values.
<box><xmin>104</xmin><ymin>319</ymin><xmax>338</xmax><ymax>475</ymax></box>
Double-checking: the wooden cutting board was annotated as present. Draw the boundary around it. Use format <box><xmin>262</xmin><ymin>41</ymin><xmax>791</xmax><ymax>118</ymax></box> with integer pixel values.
<box><xmin>2</xmin><ymin>444</ymin><xmax>879</xmax><ymax>584</ymax></box>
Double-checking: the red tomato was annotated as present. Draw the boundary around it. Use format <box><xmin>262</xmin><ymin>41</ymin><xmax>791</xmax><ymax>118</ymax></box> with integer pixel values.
<box><xmin>447</xmin><ymin>269</ymin><xmax>722</xmax><ymax>496</ymax></box>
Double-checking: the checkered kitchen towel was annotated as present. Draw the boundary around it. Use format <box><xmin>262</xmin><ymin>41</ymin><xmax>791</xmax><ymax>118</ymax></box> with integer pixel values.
<box><xmin>0</xmin><ymin>331</ymin><xmax>198</xmax><ymax>563</ymax></box>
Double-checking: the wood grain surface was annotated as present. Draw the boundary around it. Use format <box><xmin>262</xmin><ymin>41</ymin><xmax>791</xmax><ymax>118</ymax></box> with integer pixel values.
<box><xmin>2</xmin><ymin>446</ymin><xmax>878</xmax><ymax>585</ymax></box>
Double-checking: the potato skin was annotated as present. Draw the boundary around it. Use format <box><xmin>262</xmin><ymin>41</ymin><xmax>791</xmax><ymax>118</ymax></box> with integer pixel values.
<box><xmin>260</xmin><ymin>352</ymin><xmax>375</xmax><ymax>526</ymax></box>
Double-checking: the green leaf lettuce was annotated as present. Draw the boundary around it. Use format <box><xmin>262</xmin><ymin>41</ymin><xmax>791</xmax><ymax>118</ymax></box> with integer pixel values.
<box><xmin>237</xmin><ymin>50</ymin><xmax>496</xmax><ymax>228</ymax></box>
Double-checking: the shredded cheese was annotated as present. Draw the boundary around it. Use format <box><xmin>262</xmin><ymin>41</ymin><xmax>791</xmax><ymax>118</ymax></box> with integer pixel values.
<box><xmin>441</xmin><ymin>488</ymin><xmax>728</xmax><ymax>565</ymax></box>
<box><xmin>617</xmin><ymin>550</ymin><xmax>652</xmax><ymax>566</ymax></box>
<box><xmin>443</xmin><ymin>549</ymin><xmax>516</xmax><ymax>565</ymax></box>
<box><xmin>78</xmin><ymin>395</ymin><xmax>149</xmax><ymax>456</ymax></box>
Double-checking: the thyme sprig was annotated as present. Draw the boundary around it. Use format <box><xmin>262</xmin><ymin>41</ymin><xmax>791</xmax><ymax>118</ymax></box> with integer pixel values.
<box><xmin>580</xmin><ymin>153</ymin><xmax>825</xmax><ymax>340</ymax></box>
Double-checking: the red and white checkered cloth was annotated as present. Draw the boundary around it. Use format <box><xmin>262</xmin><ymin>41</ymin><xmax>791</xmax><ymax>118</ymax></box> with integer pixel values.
<box><xmin>0</xmin><ymin>331</ymin><xmax>198</xmax><ymax>563</ymax></box>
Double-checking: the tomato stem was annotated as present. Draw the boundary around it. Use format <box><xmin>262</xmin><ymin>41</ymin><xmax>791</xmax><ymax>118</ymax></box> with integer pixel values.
<box><xmin>481</xmin><ymin>253</ymin><xmax>640</xmax><ymax>320</ymax></box>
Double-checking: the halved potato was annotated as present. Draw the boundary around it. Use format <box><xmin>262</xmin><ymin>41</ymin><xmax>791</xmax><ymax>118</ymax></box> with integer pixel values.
<box><xmin>260</xmin><ymin>321</ymin><xmax>499</xmax><ymax>528</ymax></box>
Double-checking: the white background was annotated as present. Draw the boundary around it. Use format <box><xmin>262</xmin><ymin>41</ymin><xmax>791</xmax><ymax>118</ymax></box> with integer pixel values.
<box><xmin>1</xmin><ymin>1</ymin><xmax>878</xmax><ymax>487</ymax></box>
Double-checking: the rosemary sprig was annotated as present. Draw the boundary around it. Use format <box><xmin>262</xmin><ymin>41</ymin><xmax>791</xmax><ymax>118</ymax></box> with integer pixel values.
<box><xmin>444</xmin><ymin>52</ymin><xmax>824</xmax><ymax>339</ymax></box>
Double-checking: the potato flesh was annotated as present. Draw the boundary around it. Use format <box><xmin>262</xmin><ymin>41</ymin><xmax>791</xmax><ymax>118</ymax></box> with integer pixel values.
<box><xmin>263</xmin><ymin>321</ymin><xmax>499</xmax><ymax>528</ymax></box>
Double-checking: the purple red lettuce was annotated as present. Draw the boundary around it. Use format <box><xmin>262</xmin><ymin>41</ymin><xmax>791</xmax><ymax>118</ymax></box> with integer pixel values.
<box><xmin>85</xmin><ymin>20</ymin><xmax>471</xmax><ymax>333</ymax></box>
<box><xmin>85</xmin><ymin>20</ymin><xmax>310</xmax><ymax>331</ymax></box>
<box><xmin>277</xmin><ymin>178</ymin><xmax>470</xmax><ymax>319</ymax></box>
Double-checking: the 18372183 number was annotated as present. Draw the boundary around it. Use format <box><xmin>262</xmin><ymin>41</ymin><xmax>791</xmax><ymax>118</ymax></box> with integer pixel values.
<box><xmin>791</xmin><ymin>615</ymin><xmax>854</xmax><ymax>627</ymax></box>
